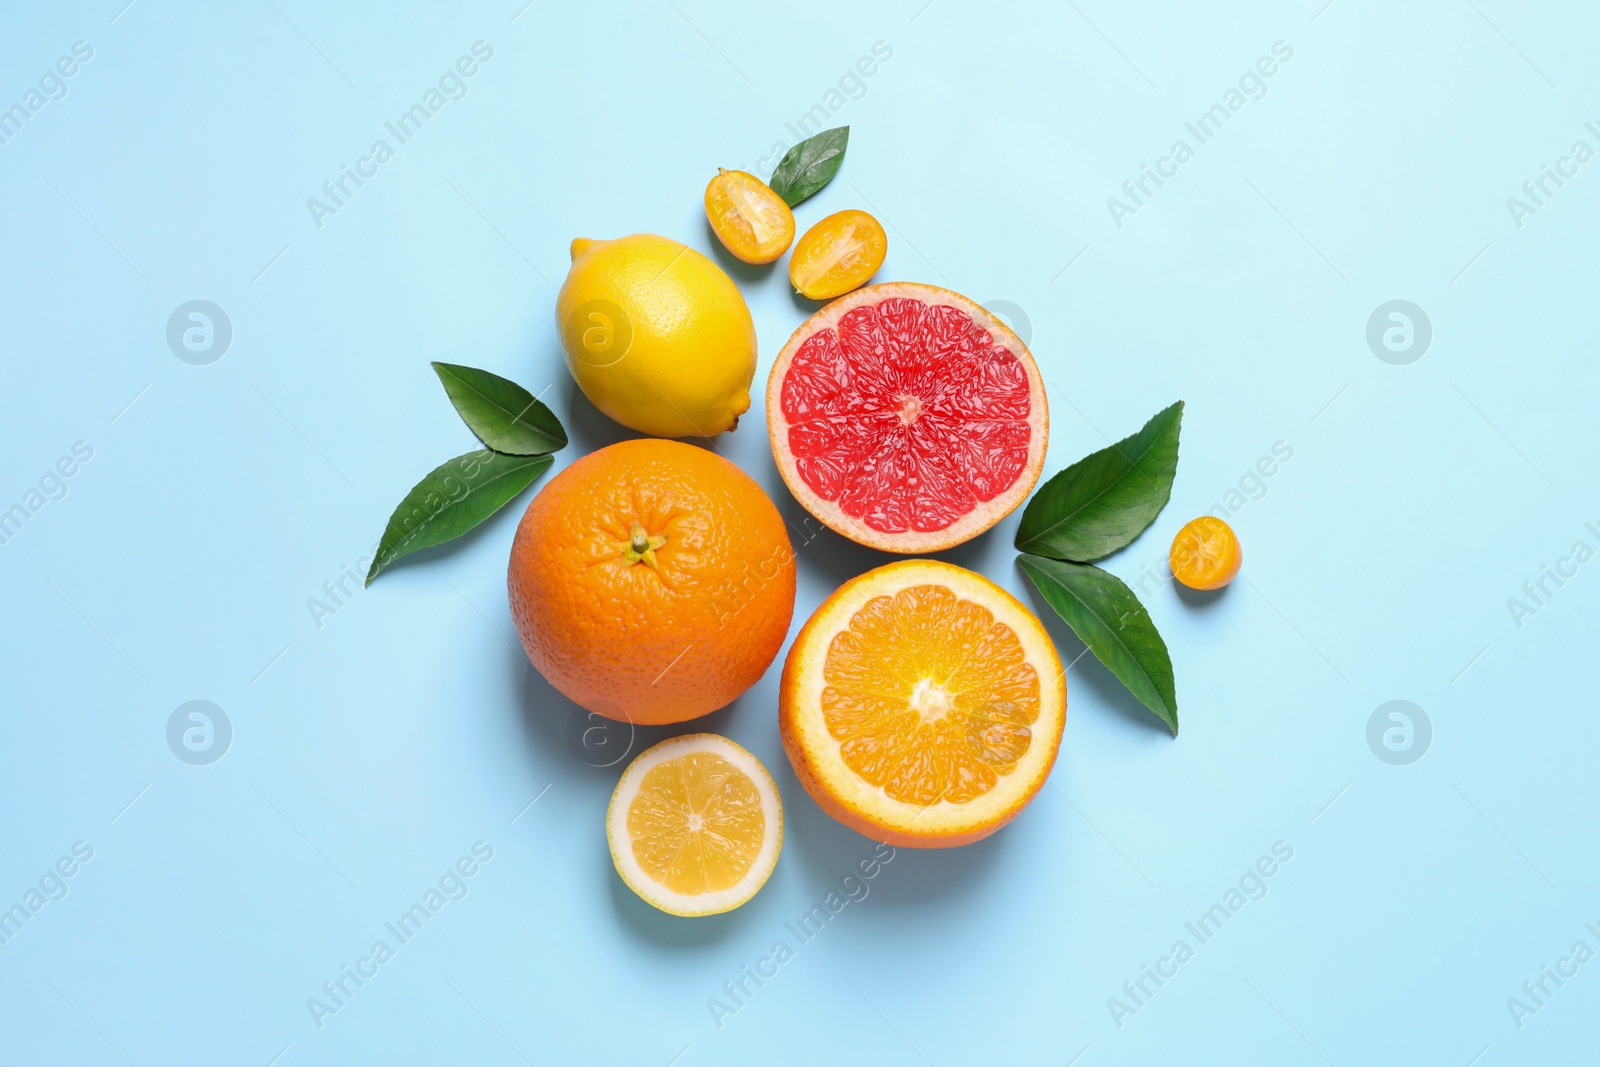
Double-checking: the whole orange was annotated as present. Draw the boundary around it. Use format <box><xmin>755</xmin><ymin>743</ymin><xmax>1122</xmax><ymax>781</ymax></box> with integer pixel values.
<box><xmin>509</xmin><ymin>439</ymin><xmax>796</xmax><ymax>725</ymax></box>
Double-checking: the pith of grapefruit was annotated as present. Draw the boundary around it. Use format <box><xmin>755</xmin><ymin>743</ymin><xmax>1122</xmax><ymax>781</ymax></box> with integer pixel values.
<box><xmin>766</xmin><ymin>282</ymin><xmax>1048</xmax><ymax>554</ymax></box>
<box><xmin>779</xmin><ymin>559</ymin><xmax>1066</xmax><ymax>848</ymax></box>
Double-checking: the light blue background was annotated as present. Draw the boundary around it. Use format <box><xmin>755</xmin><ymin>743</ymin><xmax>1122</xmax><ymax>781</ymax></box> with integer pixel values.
<box><xmin>3</xmin><ymin>1</ymin><xmax>1597</xmax><ymax>1064</ymax></box>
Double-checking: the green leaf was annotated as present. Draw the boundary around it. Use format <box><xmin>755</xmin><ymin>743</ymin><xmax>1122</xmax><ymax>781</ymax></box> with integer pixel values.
<box><xmin>768</xmin><ymin>126</ymin><xmax>849</xmax><ymax>207</ymax></box>
<box><xmin>432</xmin><ymin>362</ymin><xmax>567</xmax><ymax>455</ymax></box>
<box><xmin>1015</xmin><ymin>401</ymin><xmax>1184</xmax><ymax>562</ymax></box>
<box><xmin>366</xmin><ymin>450</ymin><xmax>553</xmax><ymax>585</ymax></box>
<box><xmin>1018</xmin><ymin>555</ymin><xmax>1178</xmax><ymax>734</ymax></box>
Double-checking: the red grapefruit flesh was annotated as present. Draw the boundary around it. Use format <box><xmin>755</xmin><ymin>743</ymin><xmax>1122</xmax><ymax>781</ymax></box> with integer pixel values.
<box><xmin>767</xmin><ymin>283</ymin><xmax>1049</xmax><ymax>553</ymax></box>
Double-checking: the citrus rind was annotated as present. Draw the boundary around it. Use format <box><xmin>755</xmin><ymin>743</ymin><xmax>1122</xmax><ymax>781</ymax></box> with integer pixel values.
<box><xmin>766</xmin><ymin>282</ymin><xmax>1049</xmax><ymax>553</ymax></box>
<box><xmin>606</xmin><ymin>733</ymin><xmax>784</xmax><ymax>916</ymax></box>
<box><xmin>779</xmin><ymin>560</ymin><xmax>1066</xmax><ymax>847</ymax></box>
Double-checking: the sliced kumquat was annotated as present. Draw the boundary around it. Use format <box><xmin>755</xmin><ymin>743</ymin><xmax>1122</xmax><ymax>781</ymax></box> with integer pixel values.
<box><xmin>789</xmin><ymin>209</ymin><xmax>887</xmax><ymax>299</ymax></box>
<box><xmin>1169</xmin><ymin>516</ymin><xmax>1242</xmax><ymax>590</ymax></box>
<box><xmin>704</xmin><ymin>169</ymin><xmax>795</xmax><ymax>265</ymax></box>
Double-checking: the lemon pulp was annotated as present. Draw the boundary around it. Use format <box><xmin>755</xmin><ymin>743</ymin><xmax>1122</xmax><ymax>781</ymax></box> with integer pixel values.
<box><xmin>627</xmin><ymin>750</ymin><xmax>765</xmax><ymax>894</ymax></box>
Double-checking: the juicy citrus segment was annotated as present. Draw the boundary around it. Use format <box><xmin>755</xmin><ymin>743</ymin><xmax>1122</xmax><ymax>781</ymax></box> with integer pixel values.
<box><xmin>821</xmin><ymin>584</ymin><xmax>1039</xmax><ymax>807</ymax></box>
<box><xmin>607</xmin><ymin>734</ymin><xmax>783</xmax><ymax>916</ymax></box>
<box><xmin>767</xmin><ymin>283</ymin><xmax>1049</xmax><ymax>553</ymax></box>
<box><xmin>780</xmin><ymin>560</ymin><xmax>1066</xmax><ymax>848</ymax></box>
<box><xmin>790</xmin><ymin>209</ymin><xmax>887</xmax><ymax>299</ymax></box>
<box><xmin>783</xmin><ymin>300</ymin><xmax>1031</xmax><ymax>531</ymax></box>
<box><xmin>705</xmin><ymin>169</ymin><xmax>796</xmax><ymax>265</ymax></box>
<box><xmin>1170</xmin><ymin>516</ymin><xmax>1242</xmax><ymax>590</ymax></box>
<box><xmin>628</xmin><ymin>752</ymin><xmax>764</xmax><ymax>893</ymax></box>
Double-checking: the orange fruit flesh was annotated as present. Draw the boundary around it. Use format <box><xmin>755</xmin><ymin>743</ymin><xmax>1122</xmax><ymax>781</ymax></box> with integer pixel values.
<box><xmin>705</xmin><ymin>169</ymin><xmax>795</xmax><ymax>265</ymax></box>
<box><xmin>1170</xmin><ymin>516</ymin><xmax>1242</xmax><ymax>590</ymax></box>
<box><xmin>822</xmin><ymin>584</ymin><xmax>1038</xmax><ymax>806</ymax></box>
<box><xmin>627</xmin><ymin>751</ymin><xmax>765</xmax><ymax>895</ymax></box>
<box><xmin>790</xmin><ymin>209</ymin><xmax>887</xmax><ymax>299</ymax></box>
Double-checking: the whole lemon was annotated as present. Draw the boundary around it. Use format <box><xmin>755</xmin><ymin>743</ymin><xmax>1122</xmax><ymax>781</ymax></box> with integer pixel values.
<box><xmin>557</xmin><ymin>234</ymin><xmax>757</xmax><ymax>438</ymax></box>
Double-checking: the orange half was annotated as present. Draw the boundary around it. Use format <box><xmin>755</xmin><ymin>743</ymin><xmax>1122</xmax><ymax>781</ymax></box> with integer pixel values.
<box><xmin>779</xmin><ymin>560</ymin><xmax>1066</xmax><ymax>847</ymax></box>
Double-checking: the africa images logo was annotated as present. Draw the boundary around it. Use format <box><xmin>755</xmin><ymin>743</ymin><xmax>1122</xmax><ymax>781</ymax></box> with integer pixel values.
<box><xmin>1366</xmin><ymin>700</ymin><xmax>1430</xmax><ymax>766</ymax></box>
<box><xmin>166</xmin><ymin>700</ymin><xmax>232</xmax><ymax>765</ymax></box>
<box><xmin>1366</xmin><ymin>300</ymin><xmax>1431</xmax><ymax>365</ymax></box>
<box><xmin>305</xmin><ymin>842</ymin><xmax>494</xmax><ymax>1030</ymax></box>
<box><xmin>166</xmin><ymin>300</ymin><xmax>232</xmax><ymax>365</ymax></box>
<box><xmin>306</xmin><ymin>42</ymin><xmax>494</xmax><ymax>229</ymax></box>
<box><xmin>1106</xmin><ymin>41</ymin><xmax>1294</xmax><ymax>228</ymax></box>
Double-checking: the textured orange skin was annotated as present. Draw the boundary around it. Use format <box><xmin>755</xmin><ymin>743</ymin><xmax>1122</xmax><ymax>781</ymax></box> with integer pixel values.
<box><xmin>508</xmin><ymin>439</ymin><xmax>796</xmax><ymax>725</ymax></box>
<box><xmin>778</xmin><ymin>563</ymin><xmax>1066</xmax><ymax>849</ymax></box>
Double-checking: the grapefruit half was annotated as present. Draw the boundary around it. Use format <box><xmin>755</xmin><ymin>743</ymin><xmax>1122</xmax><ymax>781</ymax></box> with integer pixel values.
<box><xmin>767</xmin><ymin>282</ymin><xmax>1048</xmax><ymax>553</ymax></box>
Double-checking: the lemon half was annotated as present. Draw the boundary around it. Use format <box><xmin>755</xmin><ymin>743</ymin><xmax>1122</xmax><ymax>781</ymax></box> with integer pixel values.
<box><xmin>606</xmin><ymin>733</ymin><xmax>782</xmax><ymax>916</ymax></box>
